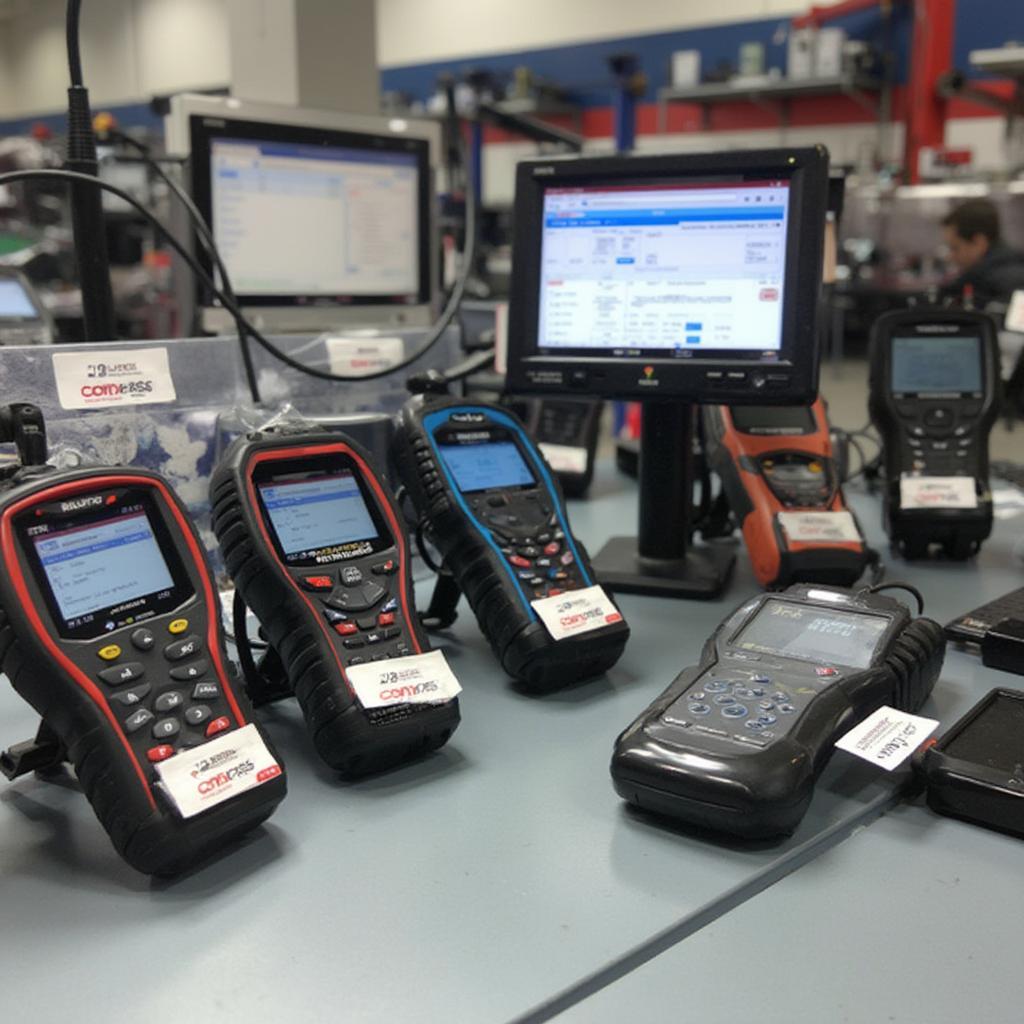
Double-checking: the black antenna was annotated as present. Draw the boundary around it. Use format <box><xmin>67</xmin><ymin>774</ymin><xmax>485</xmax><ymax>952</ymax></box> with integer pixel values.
<box><xmin>64</xmin><ymin>0</ymin><xmax>117</xmax><ymax>341</ymax></box>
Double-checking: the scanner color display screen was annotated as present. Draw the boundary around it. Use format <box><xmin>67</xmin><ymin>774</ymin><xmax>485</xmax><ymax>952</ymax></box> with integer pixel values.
<box><xmin>0</xmin><ymin>278</ymin><xmax>37</xmax><ymax>318</ymax></box>
<box><xmin>438</xmin><ymin>441</ymin><xmax>536</xmax><ymax>493</ymax></box>
<box><xmin>258</xmin><ymin>471</ymin><xmax>378</xmax><ymax>558</ymax></box>
<box><xmin>34</xmin><ymin>510</ymin><xmax>175</xmax><ymax>628</ymax></box>
<box><xmin>734</xmin><ymin>599</ymin><xmax>889</xmax><ymax>668</ymax></box>
<box><xmin>891</xmin><ymin>336</ymin><xmax>982</xmax><ymax>393</ymax></box>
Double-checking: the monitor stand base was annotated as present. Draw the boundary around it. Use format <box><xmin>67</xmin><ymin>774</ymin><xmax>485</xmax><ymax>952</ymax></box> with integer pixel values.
<box><xmin>593</xmin><ymin>535</ymin><xmax>735</xmax><ymax>599</ymax></box>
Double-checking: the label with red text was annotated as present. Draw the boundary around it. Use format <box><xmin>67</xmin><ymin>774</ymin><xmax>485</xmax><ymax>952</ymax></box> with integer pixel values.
<box><xmin>53</xmin><ymin>348</ymin><xmax>176</xmax><ymax>409</ymax></box>
<box><xmin>347</xmin><ymin>649</ymin><xmax>462</xmax><ymax>709</ymax></box>
<box><xmin>900</xmin><ymin>475</ymin><xmax>977</xmax><ymax>510</ymax></box>
<box><xmin>154</xmin><ymin>723</ymin><xmax>282</xmax><ymax>818</ymax></box>
<box><xmin>531</xmin><ymin>584</ymin><xmax>623</xmax><ymax>641</ymax></box>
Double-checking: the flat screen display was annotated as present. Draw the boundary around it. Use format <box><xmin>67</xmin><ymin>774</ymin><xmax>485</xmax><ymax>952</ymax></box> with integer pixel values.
<box><xmin>34</xmin><ymin>511</ymin><xmax>176</xmax><ymax>629</ymax></box>
<box><xmin>438</xmin><ymin>441</ymin><xmax>536</xmax><ymax>493</ymax></box>
<box><xmin>209</xmin><ymin>135</ymin><xmax>419</xmax><ymax>300</ymax></box>
<box><xmin>536</xmin><ymin>179</ymin><xmax>790</xmax><ymax>356</ymax></box>
<box><xmin>0</xmin><ymin>278</ymin><xmax>37</xmax><ymax>319</ymax></box>
<box><xmin>258</xmin><ymin>471</ymin><xmax>379</xmax><ymax>559</ymax></box>
<box><xmin>943</xmin><ymin>693</ymin><xmax>1024</xmax><ymax>774</ymax></box>
<box><xmin>891</xmin><ymin>336</ymin><xmax>982</xmax><ymax>393</ymax></box>
<box><xmin>733</xmin><ymin>599</ymin><xmax>889</xmax><ymax>668</ymax></box>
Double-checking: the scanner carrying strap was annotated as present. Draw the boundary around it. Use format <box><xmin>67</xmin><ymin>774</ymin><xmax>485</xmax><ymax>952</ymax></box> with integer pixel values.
<box><xmin>231</xmin><ymin>590</ymin><xmax>292</xmax><ymax>707</ymax></box>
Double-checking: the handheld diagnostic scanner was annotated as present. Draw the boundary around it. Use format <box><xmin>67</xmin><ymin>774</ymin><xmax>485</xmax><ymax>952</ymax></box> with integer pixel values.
<box><xmin>612</xmin><ymin>583</ymin><xmax>944</xmax><ymax>838</ymax></box>
<box><xmin>210</xmin><ymin>429</ymin><xmax>460</xmax><ymax>777</ymax></box>
<box><xmin>703</xmin><ymin>398</ymin><xmax>870</xmax><ymax>588</ymax></box>
<box><xmin>868</xmin><ymin>309</ymin><xmax>999</xmax><ymax>560</ymax></box>
<box><xmin>393</xmin><ymin>395</ymin><xmax>629</xmax><ymax>691</ymax></box>
<box><xmin>0</xmin><ymin>465</ymin><xmax>287</xmax><ymax>875</ymax></box>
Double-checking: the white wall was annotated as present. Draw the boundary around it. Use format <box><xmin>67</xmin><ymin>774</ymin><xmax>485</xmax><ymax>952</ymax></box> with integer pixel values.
<box><xmin>376</xmin><ymin>0</ymin><xmax>806</xmax><ymax>67</ymax></box>
<box><xmin>0</xmin><ymin>0</ymin><xmax>229</xmax><ymax>118</ymax></box>
<box><xmin>0</xmin><ymin>0</ymin><xmax>891</xmax><ymax>118</ymax></box>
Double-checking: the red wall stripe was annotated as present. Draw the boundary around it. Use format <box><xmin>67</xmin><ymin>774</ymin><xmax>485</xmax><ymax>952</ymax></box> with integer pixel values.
<box><xmin>479</xmin><ymin>81</ymin><xmax>1015</xmax><ymax>143</ymax></box>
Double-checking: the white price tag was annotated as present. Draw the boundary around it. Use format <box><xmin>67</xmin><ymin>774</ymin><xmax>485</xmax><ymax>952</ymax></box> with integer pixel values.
<box><xmin>52</xmin><ymin>347</ymin><xmax>176</xmax><ymax>410</ymax></box>
<box><xmin>1005</xmin><ymin>289</ymin><xmax>1024</xmax><ymax>333</ymax></box>
<box><xmin>153</xmin><ymin>723</ymin><xmax>282</xmax><ymax>819</ymax></box>
<box><xmin>325</xmin><ymin>335</ymin><xmax>404</xmax><ymax>377</ymax></box>
<box><xmin>900</xmin><ymin>475</ymin><xmax>977</xmax><ymax>510</ymax></box>
<box><xmin>835</xmin><ymin>705</ymin><xmax>939</xmax><ymax>771</ymax></box>
<box><xmin>531</xmin><ymin>584</ymin><xmax>624</xmax><ymax>641</ymax></box>
<box><xmin>346</xmin><ymin>649</ymin><xmax>462</xmax><ymax>710</ymax></box>
<box><xmin>538</xmin><ymin>442</ymin><xmax>588</xmax><ymax>475</ymax></box>
<box><xmin>777</xmin><ymin>510</ymin><xmax>861</xmax><ymax>544</ymax></box>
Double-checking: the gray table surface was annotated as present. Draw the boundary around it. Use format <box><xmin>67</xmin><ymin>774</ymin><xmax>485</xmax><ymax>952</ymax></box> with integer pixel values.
<box><xmin>557</xmin><ymin>798</ymin><xmax>1024</xmax><ymax>1024</ymax></box>
<box><xmin>1</xmin><ymin>465</ymin><xmax>1021</xmax><ymax>1024</ymax></box>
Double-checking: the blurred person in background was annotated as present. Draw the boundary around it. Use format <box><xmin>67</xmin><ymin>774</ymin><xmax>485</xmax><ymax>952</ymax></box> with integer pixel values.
<box><xmin>941</xmin><ymin>198</ymin><xmax>1024</xmax><ymax>306</ymax></box>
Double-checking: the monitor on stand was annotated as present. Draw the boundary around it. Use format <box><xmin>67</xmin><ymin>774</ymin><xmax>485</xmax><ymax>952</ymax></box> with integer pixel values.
<box><xmin>165</xmin><ymin>94</ymin><xmax>440</xmax><ymax>336</ymax></box>
<box><xmin>506</xmin><ymin>147</ymin><xmax>829</xmax><ymax>598</ymax></box>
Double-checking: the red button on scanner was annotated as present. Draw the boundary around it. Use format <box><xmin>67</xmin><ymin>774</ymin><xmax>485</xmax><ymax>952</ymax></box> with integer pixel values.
<box><xmin>543</xmin><ymin>542</ymin><xmax>560</xmax><ymax>556</ymax></box>
<box><xmin>377</xmin><ymin>612</ymin><xmax>395</xmax><ymax>627</ymax></box>
<box><xmin>147</xmin><ymin>745</ymin><xmax>175</xmax><ymax>763</ymax></box>
<box><xmin>334</xmin><ymin>621</ymin><xmax>359</xmax><ymax>636</ymax></box>
<box><xmin>815</xmin><ymin>666</ymin><xmax>838</xmax><ymax>677</ymax></box>
<box><xmin>206</xmin><ymin>716</ymin><xmax>231</xmax><ymax>737</ymax></box>
<box><xmin>509</xmin><ymin>555</ymin><xmax>531</xmax><ymax>568</ymax></box>
<box><xmin>302</xmin><ymin>576</ymin><xmax>334</xmax><ymax>591</ymax></box>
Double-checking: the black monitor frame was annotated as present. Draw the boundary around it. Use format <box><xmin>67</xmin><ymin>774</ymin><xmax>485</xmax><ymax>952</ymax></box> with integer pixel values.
<box><xmin>506</xmin><ymin>146</ymin><xmax>829</xmax><ymax>405</ymax></box>
<box><xmin>189</xmin><ymin>113</ymin><xmax>433</xmax><ymax>311</ymax></box>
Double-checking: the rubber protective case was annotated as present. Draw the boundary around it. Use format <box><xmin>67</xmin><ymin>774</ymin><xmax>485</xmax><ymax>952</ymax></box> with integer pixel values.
<box><xmin>611</xmin><ymin>585</ymin><xmax>944</xmax><ymax>838</ymax></box>
<box><xmin>393</xmin><ymin>395</ymin><xmax>629</xmax><ymax>691</ymax></box>
<box><xmin>210</xmin><ymin>430</ymin><xmax>460</xmax><ymax>776</ymax></box>
<box><xmin>0</xmin><ymin>467</ymin><xmax>286</xmax><ymax>876</ymax></box>
<box><xmin>703</xmin><ymin>398</ymin><xmax>869</xmax><ymax>588</ymax></box>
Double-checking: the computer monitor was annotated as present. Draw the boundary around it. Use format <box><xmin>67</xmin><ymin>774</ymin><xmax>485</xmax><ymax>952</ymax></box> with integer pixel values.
<box><xmin>506</xmin><ymin>148</ymin><xmax>829</xmax><ymax>598</ymax></box>
<box><xmin>165</xmin><ymin>94</ymin><xmax>440</xmax><ymax>334</ymax></box>
<box><xmin>0</xmin><ymin>268</ymin><xmax>54</xmax><ymax>345</ymax></box>
<box><xmin>507</xmin><ymin>147</ymin><xmax>828</xmax><ymax>403</ymax></box>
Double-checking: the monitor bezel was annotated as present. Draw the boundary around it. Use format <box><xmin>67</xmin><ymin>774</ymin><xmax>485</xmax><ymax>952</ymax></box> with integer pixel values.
<box><xmin>189</xmin><ymin>113</ymin><xmax>433</xmax><ymax>311</ymax></box>
<box><xmin>506</xmin><ymin>147</ymin><xmax>829</xmax><ymax>404</ymax></box>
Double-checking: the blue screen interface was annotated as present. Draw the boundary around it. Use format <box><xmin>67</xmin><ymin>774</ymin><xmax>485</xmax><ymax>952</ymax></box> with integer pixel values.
<box><xmin>34</xmin><ymin>511</ymin><xmax>174</xmax><ymax>625</ymax></box>
<box><xmin>259</xmin><ymin>472</ymin><xmax>378</xmax><ymax>557</ymax></box>
<box><xmin>438</xmin><ymin>441</ymin><xmax>536</xmax><ymax>493</ymax></box>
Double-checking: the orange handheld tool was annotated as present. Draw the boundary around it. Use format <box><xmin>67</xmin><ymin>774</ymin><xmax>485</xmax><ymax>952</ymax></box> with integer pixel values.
<box><xmin>703</xmin><ymin>399</ymin><xmax>871</xmax><ymax>588</ymax></box>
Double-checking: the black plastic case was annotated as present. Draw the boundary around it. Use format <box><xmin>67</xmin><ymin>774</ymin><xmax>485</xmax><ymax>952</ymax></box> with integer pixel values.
<box><xmin>919</xmin><ymin>687</ymin><xmax>1024</xmax><ymax>839</ymax></box>
<box><xmin>868</xmin><ymin>309</ymin><xmax>999</xmax><ymax>559</ymax></box>
<box><xmin>612</xmin><ymin>584</ymin><xmax>945</xmax><ymax>838</ymax></box>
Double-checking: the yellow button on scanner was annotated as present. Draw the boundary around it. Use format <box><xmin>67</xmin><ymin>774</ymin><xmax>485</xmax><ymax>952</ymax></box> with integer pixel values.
<box><xmin>168</xmin><ymin>618</ymin><xmax>189</xmax><ymax>635</ymax></box>
<box><xmin>98</xmin><ymin>644</ymin><xmax>122</xmax><ymax>661</ymax></box>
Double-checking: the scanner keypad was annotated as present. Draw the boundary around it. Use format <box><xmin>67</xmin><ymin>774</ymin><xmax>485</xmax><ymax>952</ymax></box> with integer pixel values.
<box><xmin>92</xmin><ymin>614</ymin><xmax>234</xmax><ymax>769</ymax></box>
<box><xmin>302</xmin><ymin>551</ymin><xmax>419</xmax><ymax>664</ymax></box>
<box><xmin>465</xmin><ymin>490</ymin><xmax>585</xmax><ymax>601</ymax></box>
<box><xmin>663</xmin><ymin>659</ymin><xmax>836</xmax><ymax>749</ymax></box>
<box><xmin>895</xmin><ymin>399</ymin><xmax>981</xmax><ymax>477</ymax></box>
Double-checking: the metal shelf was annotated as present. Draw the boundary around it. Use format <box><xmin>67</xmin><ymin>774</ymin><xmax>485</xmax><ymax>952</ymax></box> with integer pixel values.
<box><xmin>969</xmin><ymin>45</ymin><xmax>1024</xmax><ymax>80</ymax></box>
<box><xmin>656</xmin><ymin>74</ymin><xmax>884</xmax><ymax>133</ymax></box>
